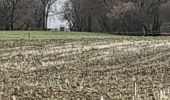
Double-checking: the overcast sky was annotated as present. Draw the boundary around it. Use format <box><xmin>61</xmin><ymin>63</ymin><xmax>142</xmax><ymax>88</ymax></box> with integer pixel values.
<box><xmin>47</xmin><ymin>0</ymin><xmax>68</xmax><ymax>29</ymax></box>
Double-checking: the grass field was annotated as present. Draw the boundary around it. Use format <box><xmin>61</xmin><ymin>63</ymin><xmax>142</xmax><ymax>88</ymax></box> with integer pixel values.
<box><xmin>0</xmin><ymin>31</ymin><xmax>117</xmax><ymax>39</ymax></box>
<box><xmin>0</xmin><ymin>31</ymin><xmax>170</xmax><ymax>99</ymax></box>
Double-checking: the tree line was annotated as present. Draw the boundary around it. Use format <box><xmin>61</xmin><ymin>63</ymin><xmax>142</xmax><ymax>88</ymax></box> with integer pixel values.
<box><xmin>0</xmin><ymin>0</ymin><xmax>170</xmax><ymax>35</ymax></box>
<box><xmin>62</xmin><ymin>0</ymin><xmax>170</xmax><ymax>35</ymax></box>
<box><xmin>0</xmin><ymin>0</ymin><xmax>57</xmax><ymax>30</ymax></box>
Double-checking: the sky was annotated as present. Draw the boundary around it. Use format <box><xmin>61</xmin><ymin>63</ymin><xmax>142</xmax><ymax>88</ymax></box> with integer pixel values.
<box><xmin>47</xmin><ymin>0</ymin><xmax>68</xmax><ymax>29</ymax></box>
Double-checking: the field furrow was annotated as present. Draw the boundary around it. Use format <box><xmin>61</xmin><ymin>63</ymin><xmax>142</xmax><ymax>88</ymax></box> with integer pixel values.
<box><xmin>0</xmin><ymin>37</ymin><xmax>170</xmax><ymax>99</ymax></box>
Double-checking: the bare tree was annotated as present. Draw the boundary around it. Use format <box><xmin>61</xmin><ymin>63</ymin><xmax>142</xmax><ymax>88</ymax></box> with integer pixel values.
<box><xmin>0</xmin><ymin>0</ymin><xmax>58</xmax><ymax>30</ymax></box>
<box><xmin>39</xmin><ymin>0</ymin><xmax>58</xmax><ymax>30</ymax></box>
<box><xmin>0</xmin><ymin>0</ymin><xmax>23</xmax><ymax>30</ymax></box>
<box><xmin>62</xmin><ymin>0</ymin><xmax>169</xmax><ymax>35</ymax></box>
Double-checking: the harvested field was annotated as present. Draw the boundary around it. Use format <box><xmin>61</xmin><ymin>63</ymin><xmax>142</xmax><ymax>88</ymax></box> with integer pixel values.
<box><xmin>0</xmin><ymin>37</ymin><xmax>170</xmax><ymax>99</ymax></box>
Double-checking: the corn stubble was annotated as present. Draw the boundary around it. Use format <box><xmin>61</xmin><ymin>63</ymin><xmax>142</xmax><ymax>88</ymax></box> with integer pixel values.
<box><xmin>0</xmin><ymin>37</ymin><xmax>170</xmax><ymax>100</ymax></box>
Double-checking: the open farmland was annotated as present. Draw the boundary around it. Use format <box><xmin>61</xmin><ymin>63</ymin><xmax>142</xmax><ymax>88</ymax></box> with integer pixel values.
<box><xmin>0</xmin><ymin>36</ymin><xmax>170</xmax><ymax>99</ymax></box>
